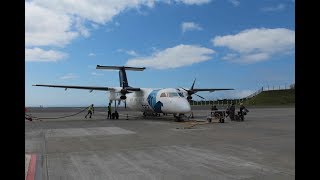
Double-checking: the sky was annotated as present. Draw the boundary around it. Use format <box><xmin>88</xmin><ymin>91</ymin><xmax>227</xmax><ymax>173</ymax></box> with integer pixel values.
<box><xmin>25</xmin><ymin>0</ymin><xmax>295</xmax><ymax>107</ymax></box>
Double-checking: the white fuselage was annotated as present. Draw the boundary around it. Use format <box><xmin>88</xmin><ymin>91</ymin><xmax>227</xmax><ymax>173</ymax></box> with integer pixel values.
<box><xmin>109</xmin><ymin>88</ymin><xmax>191</xmax><ymax>114</ymax></box>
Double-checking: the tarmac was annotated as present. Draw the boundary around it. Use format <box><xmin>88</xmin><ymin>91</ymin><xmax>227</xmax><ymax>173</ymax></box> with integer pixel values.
<box><xmin>25</xmin><ymin>106</ymin><xmax>295</xmax><ymax>180</ymax></box>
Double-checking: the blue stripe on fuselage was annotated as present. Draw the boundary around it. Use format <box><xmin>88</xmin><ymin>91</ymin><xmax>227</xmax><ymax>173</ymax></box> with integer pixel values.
<box><xmin>147</xmin><ymin>89</ymin><xmax>162</xmax><ymax>113</ymax></box>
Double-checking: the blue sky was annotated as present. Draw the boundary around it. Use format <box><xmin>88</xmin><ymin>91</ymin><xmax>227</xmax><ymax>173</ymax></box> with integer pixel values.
<box><xmin>26</xmin><ymin>0</ymin><xmax>295</xmax><ymax>107</ymax></box>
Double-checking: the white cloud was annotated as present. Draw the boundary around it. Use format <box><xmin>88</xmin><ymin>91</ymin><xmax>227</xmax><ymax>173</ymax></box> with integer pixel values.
<box><xmin>88</xmin><ymin>53</ymin><xmax>96</xmax><ymax>57</ymax></box>
<box><xmin>91</xmin><ymin>23</ymin><xmax>99</xmax><ymax>29</ymax></box>
<box><xmin>241</xmin><ymin>53</ymin><xmax>270</xmax><ymax>63</ymax></box>
<box><xmin>222</xmin><ymin>53</ymin><xmax>270</xmax><ymax>63</ymax></box>
<box><xmin>74</xmin><ymin>17</ymin><xmax>90</xmax><ymax>37</ymax></box>
<box><xmin>212</xmin><ymin>28</ymin><xmax>295</xmax><ymax>63</ymax></box>
<box><xmin>32</xmin><ymin>0</ymin><xmax>157</xmax><ymax>24</ymax></box>
<box><xmin>181</xmin><ymin>22</ymin><xmax>203</xmax><ymax>33</ymax></box>
<box><xmin>25</xmin><ymin>0</ymin><xmax>158</xmax><ymax>62</ymax></box>
<box><xmin>174</xmin><ymin>0</ymin><xmax>211</xmax><ymax>5</ymax></box>
<box><xmin>25</xmin><ymin>2</ymin><xmax>78</xmax><ymax>47</ymax></box>
<box><xmin>126</xmin><ymin>44</ymin><xmax>215</xmax><ymax>69</ymax></box>
<box><xmin>26</xmin><ymin>0</ymin><xmax>158</xmax><ymax>48</ymax></box>
<box><xmin>26</xmin><ymin>0</ymin><xmax>212</xmax><ymax>62</ymax></box>
<box><xmin>228</xmin><ymin>0</ymin><xmax>240</xmax><ymax>7</ymax></box>
<box><xmin>126</xmin><ymin>50</ymin><xmax>139</xmax><ymax>56</ymax></box>
<box><xmin>117</xmin><ymin>49</ymin><xmax>139</xmax><ymax>56</ymax></box>
<box><xmin>26</xmin><ymin>48</ymin><xmax>67</xmax><ymax>62</ymax></box>
<box><xmin>91</xmin><ymin>72</ymin><xmax>104</xmax><ymax>76</ymax></box>
<box><xmin>222</xmin><ymin>53</ymin><xmax>238</xmax><ymax>60</ymax></box>
<box><xmin>60</xmin><ymin>73</ymin><xmax>78</xmax><ymax>79</ymax></box>
<box><xmin>261</xmin><ymin>4</ymin><xmax>286</xmax><ymax>12</ymax></box>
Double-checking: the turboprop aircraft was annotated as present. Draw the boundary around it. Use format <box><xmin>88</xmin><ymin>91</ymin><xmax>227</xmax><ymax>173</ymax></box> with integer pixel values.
<box><xmin>33</xmin><ymin>65</ymin><xmax>233</xmax><ymax>121</ymax></box>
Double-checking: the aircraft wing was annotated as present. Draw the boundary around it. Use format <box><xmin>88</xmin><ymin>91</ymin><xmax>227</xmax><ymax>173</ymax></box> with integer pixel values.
<box><xmin>192</xmin><ymin>88</ymin><xmax>234</xmax><ymax>92</ymax></box>
<box><xmin>33</xmin><ymin>84</ymin><xmax>114</xmax><ymax>91</ymax></box>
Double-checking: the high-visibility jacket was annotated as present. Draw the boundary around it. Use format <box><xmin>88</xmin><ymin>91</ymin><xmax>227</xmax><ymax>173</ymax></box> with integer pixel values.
<box><xmin>88</xmin><ymin>105</ymin><xmax>94</xmax><ymax>112</ymax></box>
<box><xmin>108</xmin><ymin>105</ymin><xmax>111</xmax><ymax>112</ymax></box>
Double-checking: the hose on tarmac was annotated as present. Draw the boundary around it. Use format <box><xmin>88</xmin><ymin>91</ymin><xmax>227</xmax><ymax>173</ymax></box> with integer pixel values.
<box><xmin>25</xmin><ymin>106</ymin><xmax>89</xmax><ymax>121</ymax></box>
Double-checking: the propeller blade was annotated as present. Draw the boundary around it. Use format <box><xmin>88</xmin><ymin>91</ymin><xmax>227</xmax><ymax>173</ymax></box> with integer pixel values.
<box><xmin>191</xmin><ymin>78</ymin><xmax>196</xmax><ymax>90</ymax></box>
<box><xmin>180</xmin><ymin>87</ymin><xmax>195</xmax><ymax>97</ymax></box>
<box><xmin>180</xmin><ymin>87</ymin><xmax>189</xmax><ymax>92</ymax></box>
<box><xmin>195</xmin><ymin>93</ymin><xmax>205</xmax><ymax>99</ymax></box>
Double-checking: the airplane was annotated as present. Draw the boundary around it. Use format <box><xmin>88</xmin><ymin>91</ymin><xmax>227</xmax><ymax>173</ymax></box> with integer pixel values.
<box><xmin>33</xmin><ymin>65</ymin><xmax>234</xmax><ymax>121</ymax></box>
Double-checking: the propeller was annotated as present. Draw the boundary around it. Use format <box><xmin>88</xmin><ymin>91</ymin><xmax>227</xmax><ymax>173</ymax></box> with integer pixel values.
<box><xmin>180</xmin><ymin>78</ymin><xmax>205</xmax><ymax>101</ymax></box>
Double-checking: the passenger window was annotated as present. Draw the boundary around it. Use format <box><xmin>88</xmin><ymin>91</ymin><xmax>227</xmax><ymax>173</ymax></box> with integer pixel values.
<box><xmin>160</xmin><ymin>93</ymin><xmax>167</xmax><ymax>97</ymax></box>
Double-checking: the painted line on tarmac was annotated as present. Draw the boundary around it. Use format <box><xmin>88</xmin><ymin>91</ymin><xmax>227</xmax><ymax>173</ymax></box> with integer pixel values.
<box><xmin>26</xmin><ymin>154</ymin><xmax>37</xmax><ymax>180</ymax></box>
<box><xmin>25</xmin><ymin>154</ymin><xmax>31</xmax><ymax>179</ymax></box>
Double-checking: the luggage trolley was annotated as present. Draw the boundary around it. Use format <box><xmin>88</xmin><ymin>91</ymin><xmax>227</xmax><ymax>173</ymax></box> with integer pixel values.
<box><xmin>207</xmin><ymin>110</ymin><xmax>226</xmax><ymax>123</ymax></box>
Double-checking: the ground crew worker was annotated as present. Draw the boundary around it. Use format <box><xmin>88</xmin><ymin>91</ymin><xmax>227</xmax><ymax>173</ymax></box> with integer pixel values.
<box><xmin>107</xmin><ymin>103</ymin><xmax>112</xmax><ymax>119</ymax></box>
<box><xmin>239</xmin><ymin>103</ymin><xmax>248</xmax><ymax>116</ymax></box>
<box><xmin>85</xmin><ymin>104</ymin><xmax>94</xmax><ymax>119</ymax></box>
<box><xmin>229</xmin><ymin>103</ymin><xmax>235</xmax><ymax>120</ymax></box>
<box><xmin>226</xmin><ymin>105</ymin><xmax>230</xmax><ymax>118</ymax></box>
<box><xmin>239</xmin><ymin>103</ymin><xmax>245</xmax><ymax>115</ymax></box>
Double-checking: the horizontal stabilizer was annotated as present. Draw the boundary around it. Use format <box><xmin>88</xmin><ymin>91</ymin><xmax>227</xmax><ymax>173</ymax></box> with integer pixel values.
<box><xmin>96</xmin><ymin>65</ymin><xmax>145</xmax><ymax>71</ymax></box>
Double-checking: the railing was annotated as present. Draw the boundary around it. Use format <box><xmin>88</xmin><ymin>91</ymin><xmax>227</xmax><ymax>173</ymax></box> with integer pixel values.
<box><xmin>245</xmin><ymin>83</ymin><xmax>295</xmax><ymax>99</ymax></box>
<box><xmin>190</xmin><ymin>83</ymin><xmax>295</xmax><ymax>106</ymax></box>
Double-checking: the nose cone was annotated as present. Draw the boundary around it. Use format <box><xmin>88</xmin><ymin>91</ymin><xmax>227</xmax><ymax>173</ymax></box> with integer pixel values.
<box><xmin>161</xmin><ymin>97</ymin><xmax>191</xmax><ymax>114</ymax></box>
<box><xmin>178</xmin><ymin>98</ymin><xmax>191</xmax><ymax>113</ymax></box>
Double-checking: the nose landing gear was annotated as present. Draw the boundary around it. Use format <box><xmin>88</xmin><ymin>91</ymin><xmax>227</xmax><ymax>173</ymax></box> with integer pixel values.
<box><xmin>174</xmin><ymin>114</ymin><xmax>187</xmax><ymax>122</ymax></box>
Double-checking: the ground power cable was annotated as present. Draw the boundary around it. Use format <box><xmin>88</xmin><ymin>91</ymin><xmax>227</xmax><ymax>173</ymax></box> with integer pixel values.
<box><xmin>25</xmin><ymin>106</ymin><xmax>89</xmax><ymax>121</ymax></box>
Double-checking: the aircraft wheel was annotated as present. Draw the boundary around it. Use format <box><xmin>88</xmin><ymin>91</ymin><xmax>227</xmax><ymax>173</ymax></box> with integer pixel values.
<box><xmin>220</xmin><ymin>118</ymin><xmax>224</xmax><ymax>123</ymax></box>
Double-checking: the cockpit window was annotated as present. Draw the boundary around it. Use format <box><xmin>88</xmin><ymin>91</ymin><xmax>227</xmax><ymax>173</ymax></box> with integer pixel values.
<box><xmin>178</xmin><ymin>92</ymin><xmax>184</xmax><ymax>97</ymax></box>
<box><xmin>160</xmin><ymin>93</ymin><xmax>167</xmax><ymax>97</ymax></box>
<box><xmin>168</xmin><ymin>92</ymin><xmax>179</xmax><ymax>97</ymax></box>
